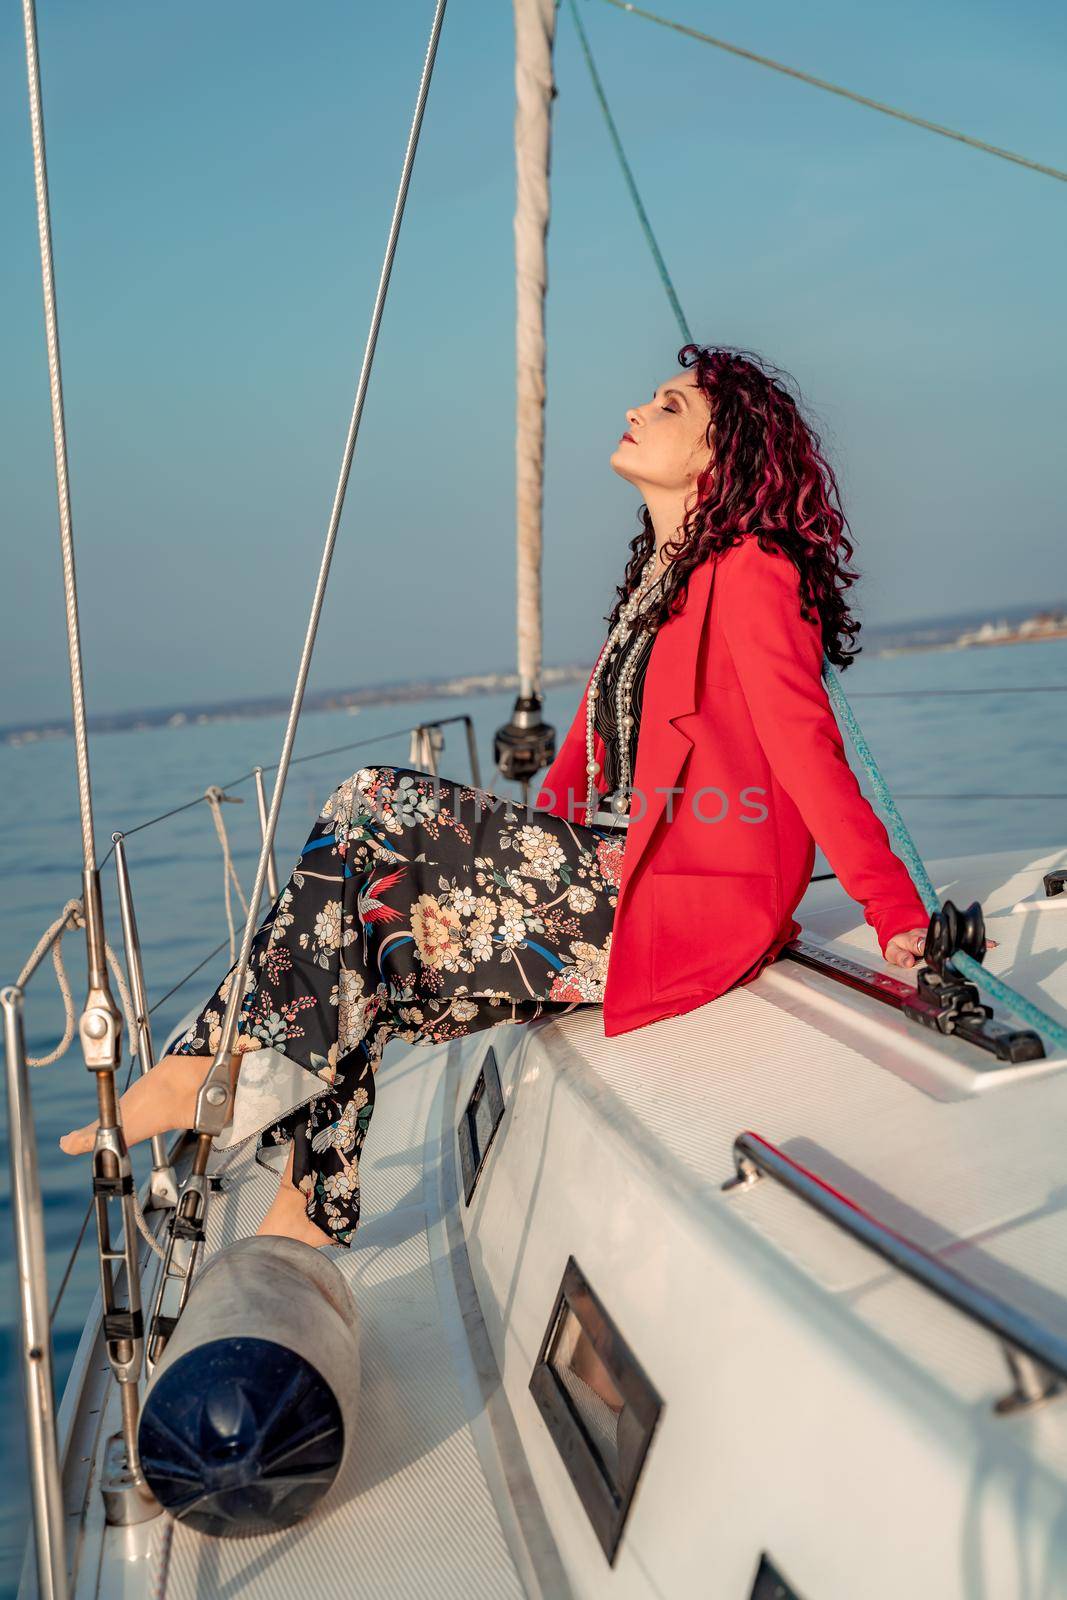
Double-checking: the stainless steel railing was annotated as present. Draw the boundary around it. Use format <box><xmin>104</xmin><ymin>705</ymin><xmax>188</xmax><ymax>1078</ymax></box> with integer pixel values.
<box><xmin>722</xmin><ymin>1129</ymin><xmax>1067</xmax><ymax>1414</ymax></box>
<box><xmin>3</xmin><ymin>986</ymin><xmax>68</xmax><ymax>1600</ymax></box>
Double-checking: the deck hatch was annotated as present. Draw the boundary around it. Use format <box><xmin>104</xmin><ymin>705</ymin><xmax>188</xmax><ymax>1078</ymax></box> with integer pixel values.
<box><xmin>529</xmin><ymin>1255</ymin><xmax>663</xmax><ymax>1564</ymax></box>
<box><xmin>749</xmin><ymin>1551</ymin><xmax>806</xmax><ymax>1598</ymax></box>
<box><xmin>457</xmin><ymin>1044</ymin><xmax>505</xmax><ymax>1204</ymax></box>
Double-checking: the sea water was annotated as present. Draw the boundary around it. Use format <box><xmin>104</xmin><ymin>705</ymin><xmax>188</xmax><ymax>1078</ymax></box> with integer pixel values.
<box><xmin>2</xmin><ymin>643</ymin><xmax>1066</xmax><ymax>1590</ymax></box>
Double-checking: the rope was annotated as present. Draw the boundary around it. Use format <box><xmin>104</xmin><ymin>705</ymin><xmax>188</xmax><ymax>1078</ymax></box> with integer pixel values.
<box><xmin>131</xmin><ymin>1189</ymin><xmax>169</xmax><ymax>1262</ymax></box>
<box><xmin>574</xmin><ymin>18</ymin><xmax>1067</xmax><ymax>1056</ymax></box>
<box><xmin>20</xmin><ymin>0</ymin><xmax>173</xmax><ymax>1294</ymax></box>
<box><xmin>821</xmin><ymin>666</ymin><xmax>1067</xmax><ymax>1053</ymax></box>
<box><xmin>593</xmin><ymin>0</ymin><xmax>1067</xmax><ymax>185</ymax></box>
<box><xmin>21</xmin><ymin>0</ymin><xmax>102</xmax><ymax>875</ymax></box>
<box><xmin>16</xmin><ymin>901</ymin><xmax>82</xmax><ymax>1063</ymax></box>
<box><xmin>17</xmin><ymin>899</ymin><xmax>137</xmax><ymax>1069</ymax></box>
<box><xmin>151</xmin><ymin>1513</ymin><xmax>175</xmax><ymax>1600</ymax></box>
<box><xmin>204</xmin><ymin>787</ymin><xmax>249</xmax><ymax>964</ymax></box>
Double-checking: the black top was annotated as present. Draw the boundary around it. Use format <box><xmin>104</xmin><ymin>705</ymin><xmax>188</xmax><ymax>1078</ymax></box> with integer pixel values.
<box><xmin>591</xmin><ymin>616</ymin><xmax>658</xmax><ymax>803</ymax></box>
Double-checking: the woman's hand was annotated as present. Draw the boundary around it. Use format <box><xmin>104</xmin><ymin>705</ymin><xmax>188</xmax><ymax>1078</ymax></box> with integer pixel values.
<box><xmin>885</xmin><ymin>928</ymin><xmax>998</xmax><ymax>968</ymax></box>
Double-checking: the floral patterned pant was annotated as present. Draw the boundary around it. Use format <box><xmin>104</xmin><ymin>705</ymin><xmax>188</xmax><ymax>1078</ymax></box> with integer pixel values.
<box><xmin>168</xmin><ymin>765</ymin><xmax>626</xmax><ymax>1244</ymax></box>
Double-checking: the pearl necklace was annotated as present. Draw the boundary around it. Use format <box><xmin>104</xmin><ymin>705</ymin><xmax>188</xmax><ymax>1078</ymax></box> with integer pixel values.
<box><xmin>583</xmin><ymin>553</ymin><xmax>665</xmax><ymax>824</ymax></box>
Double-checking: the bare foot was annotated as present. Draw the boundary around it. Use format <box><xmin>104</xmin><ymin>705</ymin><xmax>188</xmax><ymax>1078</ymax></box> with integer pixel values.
<box><xmin>59</xmin><ymin>1050</ymin><xmax>241</xmax><ymax>1156</ymax></box>
<box><xmin>256</xmin><ymin>1143</ymin><xmax>336</xmax><ymax>1250</ymax></box>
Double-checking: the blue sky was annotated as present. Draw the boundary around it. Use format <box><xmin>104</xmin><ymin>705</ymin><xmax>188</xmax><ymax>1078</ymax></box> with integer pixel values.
<box><xmin>2</xmin><ymin>0</ymin><xmax>1064</xmax><ymax>724</ymax></box>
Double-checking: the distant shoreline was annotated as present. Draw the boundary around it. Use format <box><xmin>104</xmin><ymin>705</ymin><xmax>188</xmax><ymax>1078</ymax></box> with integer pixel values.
<box><xmin>4</xmin><ymin>599</ymin><xmax>1065</xmax><ymax>749</ymax></box>
<box><xmin>877</xmin><ymin>614</ymin><xmax>1067</xmax><ymax>657</ymax></box>
<box><xmin>0</xmin><ymin>664</ymin><xmax>591</xmax><ymax>749</ymax></box>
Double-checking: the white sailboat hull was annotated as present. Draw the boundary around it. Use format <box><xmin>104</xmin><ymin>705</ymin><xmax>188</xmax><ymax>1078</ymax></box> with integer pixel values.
<box><xmin>45</xmin><ymin>843</ymin><xmax>1067</xmax><ymax>1598</ymax></box>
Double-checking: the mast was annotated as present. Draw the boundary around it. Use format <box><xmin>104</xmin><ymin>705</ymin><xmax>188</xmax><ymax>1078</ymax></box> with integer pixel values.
<box><xmin>495</xmin><ymin>0</ymin><xmax>558</xmax><ymax>796</ymax></box>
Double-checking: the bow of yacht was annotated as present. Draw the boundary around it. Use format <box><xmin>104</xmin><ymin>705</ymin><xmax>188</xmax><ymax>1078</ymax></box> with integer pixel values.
<box><xmin>47</xmin><ymin>839</ymin><xmax>1067</xmax><ymax>1600</ymax></box>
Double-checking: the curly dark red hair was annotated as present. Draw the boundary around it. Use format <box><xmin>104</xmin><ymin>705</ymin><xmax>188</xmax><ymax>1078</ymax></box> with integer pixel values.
<box><xmin>607</xmin><ymin>344</ymin><xmax>862</xmax><ymax>669</ymax></box>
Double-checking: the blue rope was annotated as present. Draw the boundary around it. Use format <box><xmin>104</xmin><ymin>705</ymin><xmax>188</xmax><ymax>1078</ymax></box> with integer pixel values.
<box><xmin>566</xmin><ymin>0</ymin><xmax>692</xmax><ymax>344</ymax></box>
<box><xmin>571</xmin><ymin>4</ymin><xmax>1067</xmax><ymax>1056</ymax></box>
<box><xmin>822</xmin><ymin>663</ymin><xmax>1067</xmax><ymax>1053</ymax></box>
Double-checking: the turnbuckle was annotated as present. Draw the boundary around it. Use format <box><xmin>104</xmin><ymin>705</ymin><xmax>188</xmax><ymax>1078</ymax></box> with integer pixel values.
<box><xmin>146</xmin><ymin>1051</ymin><xmax>235</xmax><ymax>1366</ymax></box>
<box><xmin>88</xmin><ymin>1123</ymin><xmax>160</xmax><ymax>1523</ymax></box>
<box><xmin>146</xmin><ymin>1146</ymin><xmax>209</xmax><ymax>1370</ymax></box>
<box><xmin>90</xmin><ymin>1127</ymin><xmax>150</xmax><ymax>1384</ymax></box>
<box><xmin>80</xmin><ymin>868</ymin><xmax>160</xmax><ymax>1524</ymax></box>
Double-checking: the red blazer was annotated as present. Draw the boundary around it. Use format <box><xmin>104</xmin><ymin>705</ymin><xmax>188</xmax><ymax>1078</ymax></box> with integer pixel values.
<box><xmin>533</xmin><ymin>538</ymin><xmax>928</xmax><ymax>1038</ymax></box>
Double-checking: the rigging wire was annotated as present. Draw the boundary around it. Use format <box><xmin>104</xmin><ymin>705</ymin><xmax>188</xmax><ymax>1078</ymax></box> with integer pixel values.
<box><xmin>593</xmin><ymin>0</ymin><xmax>1067</xmax><ymax>185</ymax></box>
<box><xmin>567</xmin><ymin>0</ymin><xmax>691</xmax><ymax>342</ymax></box>
<box><xmin>146</xmin><ymin>938</ymin><xmax>231</xmax><ymax>1019</ymax></box>
<box><xmin>49</xmin><ymin>1195</ymin><xmax>94</xmax><ymax>1327</ymax></box>
<box><xmin>96</xmin><ymin>718</ymin><xmax>435</xmax><ymax>868</ymax></box>
<box><xmin>146</xmin><ymin>2</ymin><xmax>454</xmax><ymax>1354</ymax></box>
<box><xmin>846</xmin><ymin>685</ymin><xmax>1067</xmax><ymax>697</ymax></box>
<box><xmin>210</xmin><ymin>0</ymin><xmax>448</xmax><ymax>1074</ymax></box>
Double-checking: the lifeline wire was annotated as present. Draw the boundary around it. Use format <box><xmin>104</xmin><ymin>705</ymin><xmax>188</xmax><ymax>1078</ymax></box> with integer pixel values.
<box><xmin>87</xmin><ymin>688</ymin><xmax>1067</xmax><ymax>860</ymax></box>
<box><xmin>570</xmin><ymin>2</ymin><xmax>1067</xmax><ymax>1055</ymax></box>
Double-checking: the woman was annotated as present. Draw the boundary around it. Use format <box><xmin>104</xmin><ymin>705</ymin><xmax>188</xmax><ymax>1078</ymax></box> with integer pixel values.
<box><xmin>61</xmin><ymin>343</ymin><xmax>965</xmax><ymax>1247</ymax></box>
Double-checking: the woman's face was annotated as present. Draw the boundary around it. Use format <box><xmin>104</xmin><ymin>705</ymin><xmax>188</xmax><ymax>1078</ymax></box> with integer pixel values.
<box><xmin>610</xmin><ymin>369</ymin><xmax>714</xmax><ymax>494</ymax></box>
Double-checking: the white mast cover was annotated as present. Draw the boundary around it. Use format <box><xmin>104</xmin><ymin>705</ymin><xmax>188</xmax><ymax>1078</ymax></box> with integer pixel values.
<box><xmin>513</xmin><ymin>0</ymin><xmax>557</xmax><ymax>702</ymax></box>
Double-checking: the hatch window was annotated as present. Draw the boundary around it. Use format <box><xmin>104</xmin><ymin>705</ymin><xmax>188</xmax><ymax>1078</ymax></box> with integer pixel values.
<box><xmin>457</xmin><ymin>1044</ymin><xmax>505</xmax><ymax>1204</ymax></box>
<box><xmin>529</xmin><ymin>1256</ymin><xmax>663</xmax><ymax>1564</ymax></box>
<box><xmin>749</xmin><ymin>1552</ymin><xmax>807</xmax><ymax>1599</ymax></box>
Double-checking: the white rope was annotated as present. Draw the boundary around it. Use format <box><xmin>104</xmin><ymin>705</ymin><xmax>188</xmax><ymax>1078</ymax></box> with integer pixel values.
<box><xmin>17</xmin><ymin>899</ymin><xmax>137</xmax><ymax>1070</ymax></box>
<box><xmin>204</xmin><ymin>786</ymin><xmax>249</xmax><ymax>965</ymax></box>
<box><xmin>151</xmin><ymin>1514</ymin><xmax>175</xmax><ymax>1600</ymax></box>
<box><xmin>21</xmin><ymin>0</ymin><xmax>169</xmax><ymax>1276</ymax></box>
<box><xmin>16</xmin><ymin>901</ymin><xmax>82</xmax><ymax>1065</ymax></box>
<box><xmin>131</xmin><ymin>1198</ymin><xmax>168</xmax><ymax>1260</ymax></box>
<box><xmin>21</xmin><ymin>0</ymin><xmax>99</xmax><ymax>874</ymax></box>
